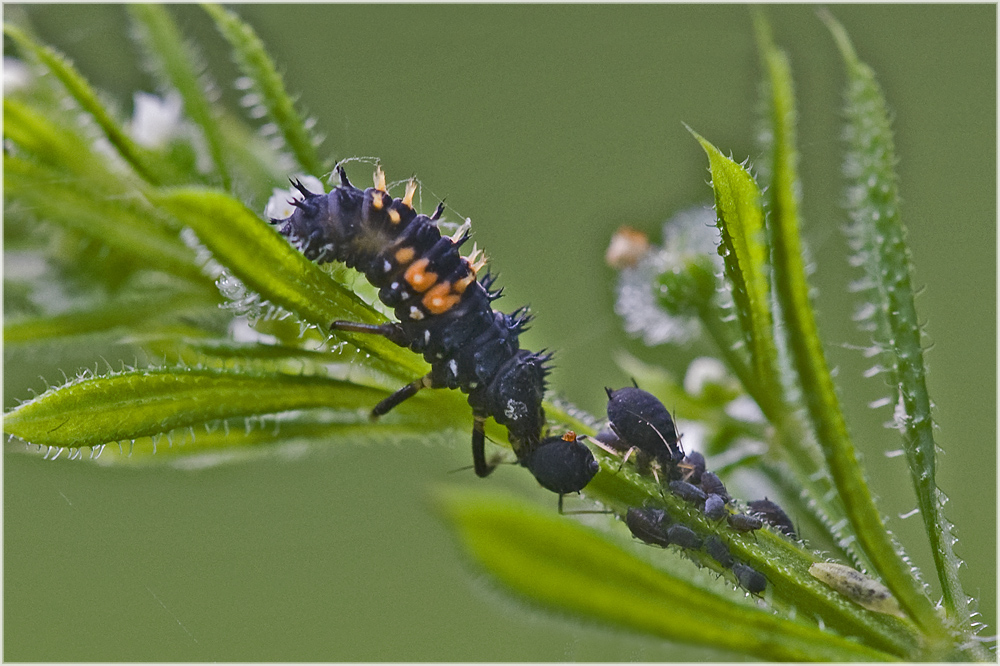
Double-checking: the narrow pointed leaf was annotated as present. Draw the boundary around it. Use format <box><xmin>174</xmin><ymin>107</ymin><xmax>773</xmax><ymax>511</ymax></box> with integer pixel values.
<box><xmin>3</xmin><ymin>367</ymin><xmax>390</xmax><ymax>449</ymax></box>
<box><xmin>438</xmin><ymin>487</ymin><xmax>900</xmax><ymax>662</ymax></box>
<box><xmin>688</xmin><ymin>128</ymin><xmax>781</xmax><ymax>401</ymax></box>
<box><xmin>753</xmin><ymin>16</ymin><xmax>942</xmax><ymax>635</ymax></box>
<box><xmin>752</xmin><ymin>13</ymin><xmax>875</xmax><ymax>572</ymax></box>
<box><xmin>687</xmin><ymin>130</ymin><xmax>864</xmax><ymax>564</ymax></box>
<box><xmin>127</xmin><ymin>4</ymin><xmax>231</xmax><ymax>188</ymax></box>
<box><xmin>4</xmin><ymin>290</ymin><xmax>217</xmax><ymax>344</ymax></box>
<box><xmin>89</xmin><ymin>421</ymin><xmax>463</xmax><ymax>467</ymax></box>
<box><xmin>148</xmin><ymin>186</ymin><xmax>427</xmax><ymax>377</ymax></box>
<box><xmin>142</xmin><ymin>334</ymin><xmax>430</xmax><ymax>405</ymax></box>
<box><xmin>202</xmin><ymin>3</ymin><xmax>327</xmax><ymax>178</ymax></box>
<box><xmin>3</xmin><ymin>98</ymin><xmax>114</xmax><ymax>183</ymax></box>
<box><xmin>3</xmin><ymin>24</ymin><xmax>169</xmax><ymax>185</ymax></box>
<box><xmin>821</xmin><ymin>12</ymin><xmax>977</xmax><ymax>652</ymax></box>
<box><xmin>4</xmin><ymin>156</ymin><xmax>206</xmax><ymax>284</ymax></box>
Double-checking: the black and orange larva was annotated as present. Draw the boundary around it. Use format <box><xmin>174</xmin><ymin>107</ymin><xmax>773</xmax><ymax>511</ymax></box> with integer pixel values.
<box><xmin>270</xmin><ymin>164</ymin><xmax>598</xmax><ymax>505</ymax></box>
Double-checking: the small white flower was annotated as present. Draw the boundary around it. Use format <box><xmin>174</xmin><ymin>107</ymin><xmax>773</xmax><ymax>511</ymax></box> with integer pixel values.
<box><xmin>3</xmin><ymin>57</ymin><xmax>32</xmax><ymax>93</ymax></box>
<box><xmin>684</xmin><ymin>356</ymin><xmax>729</xmax><ymax>397</ymax></box>
<box><xmin>264</xmin><ymin>175</ymin><xmax>325</xmax><ymax>220</ymax></box>
<box><xmin>614</xmin><ymin>205</ymin><xmax>720</xmax><ymax>346</ymax></box>
<box><xmin>129</xmin><ymin>91</ymin><xmax>184</xmax><ymax>148</ymax></box>
<box><xmin>725</xmin><ymin>396</ymin><xmax>765</xmax><ymax>424</ymax></box>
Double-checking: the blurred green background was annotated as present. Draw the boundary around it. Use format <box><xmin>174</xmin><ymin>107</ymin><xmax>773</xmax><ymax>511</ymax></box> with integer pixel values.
<box><xmin>4</xmin><ymin>5</ymin><xmax>995</xmax><ymax>661</ymax></box>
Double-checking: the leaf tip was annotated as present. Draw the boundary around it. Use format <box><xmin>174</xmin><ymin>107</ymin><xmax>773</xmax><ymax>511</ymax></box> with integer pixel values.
<box><xmin>818</xmin><ymin>9</ymin><xmax>859</xmax><ymax>67</ymax></box>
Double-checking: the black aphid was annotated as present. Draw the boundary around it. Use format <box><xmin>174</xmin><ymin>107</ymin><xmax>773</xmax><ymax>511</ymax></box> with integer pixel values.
<box><xmin>727</xmin><ymin>512</ymin><xmax>763</xmax><ymax>533</ymax></box>
<box><xmin>733</xmin><ymin>562</ymin><xmax>767</xmax><ymax>594</ymax></box>
<box><xmin>703</xmin><ymin>493</ymin><xmax>727</xmax><ymax>521</ymax></box>
<box><xmin>625</xmin><ymin>506</ymin><xmax>672</xmax><ymax>548</ymax></box>
<box><xmin>605</xmin><ymin>386</ymin><xmax>684</xmax><ymax>478</ymax></box>
<box><xmin>592</xmin><ymin>427</ymin><xmax>626</xmax><ymax>456</ymax></box>
<box><xmin>666</xmin><ymin>524</ymin><xmax>703</xmax><ymax>550</ymax></box>
<box><xmin>699</xmin><ymin>471</ymin><xmax>730</xmax><ymax>504</ymax></box>
<box><xmin>522</xmin><ymin>431</ymin><xmax>600</xmax><ymax>512</ymax></box>
<box><xmin>681</xmin><ymin>450</ymin><xmax>706</xmax><ymax>484</ymax></box>
<box><xmin>704</xmin><ymin>535</ymin><xmax>734</xmax><ymax>568</ymax></box>
<box><xmin>669</xmin><ymin>479</ymin><xmax>707</xmax><ymax>504</ymax></box>
<box><xmin>748</xmin><ymin>497</ymin><xmax>797</xmax><ymax>539</ymax></box>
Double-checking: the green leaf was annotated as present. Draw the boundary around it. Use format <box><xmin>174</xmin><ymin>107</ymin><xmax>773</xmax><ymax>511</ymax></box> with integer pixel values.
<box><xmin>127</xmin><ymin>4</ymin><xmax>231</xmax><ymax>188</ymax></box>
<box><xmin>3</xmin><ymin>98</ymin><xmax>109</xmax><ymax>182</ymax></box>
<box><xmin>437</xmin><ymin>487</ymin><xmax>901</xmax><ymax>661</ymax></box>
<box><xmin>821</xmin><ymin>11</ymin><xmax>978</xmax><ymax>653</ymax></box>
<box><xmin>89</xmin><ymin>420</ymin><xmax>462</xmax><ymax>467</ymax></box>
<box><xmin>3</xmin><ymin>24</ymin><xmax>173</xmax><ymax>185</ymax></box>
<box><xmin>752</xmin><ymin>15</ymin><xmax>947</xmax><ymax>640</ymax></box>
<box><xmin>147</xmin><ymin>186</ymin><xmax>426</xmax><ymax>378</ymax></box>
<box><xmin>202</xmin><ymin>3</ymin><xmax>328</xmax><ymax>178</ymax></box>
<box><xmin>4</xmin><ymin>289</ymin><xmax>218</xmax><ymax>344</ymax></box>
<box><xmin>688</xmin><ymin>128</ymin><xmax>779</xmax><ymax>388</ymax></box>
<box><xmin>142</xmin><ymin>334</ymin><xmax>416</xmax><ymax>400</ymax></box>
<box><xmin>686</xmin><ymin>128</ymin><xmax>865</xmax><ymax>566</ymax></box>
<box><xmin>577</xmin><ymin>457</ymin><xmax>919</xmax><ymax>658</ymax></box>
<box><xmin>3</xmin><ymin>367</ymin><xmax>390</xmax><ymax>449</ymax></box>
<box><xmin>750</xmin><ymin>12</ymin><xmax>876</xmax><ymax>572</ymax></box>
<box><xmin>4</xmin><ymin>155</ymin><xmax>206</xmax><ymax>284</ymax></box>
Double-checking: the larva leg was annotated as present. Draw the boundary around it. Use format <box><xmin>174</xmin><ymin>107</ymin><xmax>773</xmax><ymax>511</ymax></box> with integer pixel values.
<box><xmin>331</xmin><ymin>320</ymin><xmax>409</xmax><ymax>348</ymax></box>
<box><xmin>471</xmin><ymin>413</ymin><xmax>497</xmax><ymax>478</ymax></box>
<box><xmin>371</xmin><ymin>374</ymin><xmax>433</xmax><ymax>417</ymax></box>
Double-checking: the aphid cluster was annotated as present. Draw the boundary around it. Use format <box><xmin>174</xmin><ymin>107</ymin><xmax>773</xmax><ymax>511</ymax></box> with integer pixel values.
<box><xmin>271</xmin><ymin>165</ymin><xmax>598</xmax><ymax>507</ymax></box>
<box><xmin>598</xmin><ymin>385</ymin><xmax>807</xmax><ymax>596</ymax></box>
<box><xmin>623</xmin><ymin>503</ymin><xmax>766</xmax><ymax>594</ymax></box>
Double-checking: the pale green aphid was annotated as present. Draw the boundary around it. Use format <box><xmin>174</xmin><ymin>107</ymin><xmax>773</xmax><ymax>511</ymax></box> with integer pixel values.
<box><xmin>809</xmin><ymin>562</ymin><xmax>905</xmax><ymax>619</ymax></box>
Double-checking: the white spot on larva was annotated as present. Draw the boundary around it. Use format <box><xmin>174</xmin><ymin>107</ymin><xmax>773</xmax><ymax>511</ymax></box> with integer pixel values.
<box><xmin>423</xmin><ymin>330</ymin><xmax>431</xmax><ymax>344</ymax></box>
<box><xmin>504</xmin><ymin>399</ymin><xmax>528</xmax><ymax>421</ymax></box>
<box><xmin>399</xmin><ymin>291</ymin><xmax>410</xmax><ymax>300</ymax></box>
<box><xmin>383</xmin><ymin>260</ymin><xmax>392</xmax><ymax>272</ymax></box>
<box><xmin>409</xmin><ymin>307</ymin><xmax>424</xmax><ymax>321</ymax></box>
<box><xmin>448</xmin><ymin>359</ymin><xmax>458</xmax><ymax>377</ymax></box>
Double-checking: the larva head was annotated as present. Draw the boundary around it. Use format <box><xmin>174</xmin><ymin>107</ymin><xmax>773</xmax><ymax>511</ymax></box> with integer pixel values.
<box><xmin>270</xmin><ymin>177</ymin><xmax>365</xmax><ymax>260</ymax></box>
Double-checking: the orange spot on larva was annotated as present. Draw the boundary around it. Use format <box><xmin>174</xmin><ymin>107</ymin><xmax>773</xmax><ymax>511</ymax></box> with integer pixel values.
<box><xmin>394</xmin><ymin>247</ymin><xmax>415</xmax><ymax>264</ymax></box>
<box><xmin>388</xmin><ymin>208</ymin><xmax>401</xmax><ymax>224</ymax></box>
<box><xmin>562</xmin><ymin>431</ymin><xmax>577</xmax><ymax>442</ymax></box>
<box><xmin>423</xmin><ymin>283</ymin><xmax>461</xmax><ymax>314</ymax></box>
<box><xmin>371</xmin><ymin>192</ymin><xmax>384</xmax><ymax>210</ymax></box>
<box><xmin>404</xmin><ymin>258</ymin><xmax>437</xmax><ymax>292</ymax></box>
